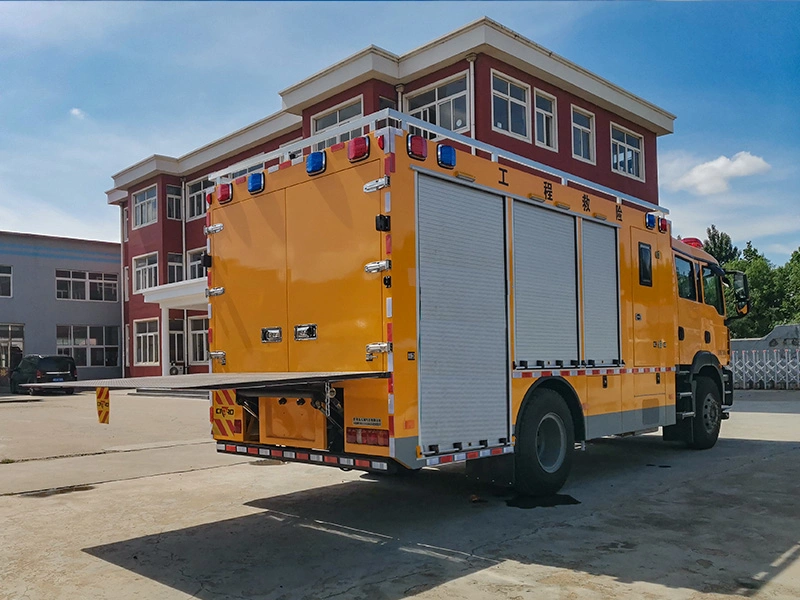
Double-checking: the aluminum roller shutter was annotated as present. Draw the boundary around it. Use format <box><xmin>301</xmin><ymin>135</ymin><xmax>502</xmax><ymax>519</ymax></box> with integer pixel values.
<box><xmin>582</xmin><ymin>220</ymin><xmax>621</xmax><ymax>364</ymax></box>
<box><xmin>513</xmin><ymin>201</ymin><xmax>578</xmax><ymax>365</ymax></box>
<box><xmin>417</xmin><ymin>175</ymin><xmax>509</xmax><ymax>453</ymax></box>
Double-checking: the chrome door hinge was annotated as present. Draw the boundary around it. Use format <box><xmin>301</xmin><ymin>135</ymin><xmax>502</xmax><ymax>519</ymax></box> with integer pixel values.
<box><xmin>363</xmin><ymin>176</ymin><xmax>390</xmax><ymax>193</ymax></box>
<box><xmin>204</xmin><ymin>223</ymin><xmax>224</xmax><ymax>235</ymax></box>
<box><xmin>364</xmin><ymin>260</ymin><xmax>391</xmax><ymax>273</ymax></box>
<box><xmin>209</xmin><ymin>351</ymin><xmax>226</xmax><ymax>365</ymax></box>
<box><xmin>206</xmin><ymin>287</ymin><xmax>225</xmax><ymax>297</ymax></box>
<box><xmin>365</xmin><ymin>341</ymin><xmax>392</xmax><ymax>362</ymax></box>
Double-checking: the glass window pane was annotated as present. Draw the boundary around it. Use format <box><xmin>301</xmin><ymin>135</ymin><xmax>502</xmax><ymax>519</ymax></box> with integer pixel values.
<box><xmin>510</xmin><ymin>83</ymin><xmax>526</xmax><ymax>102</ymax></box>
<box><xmin>439</xmin><ymin>101</ymin><xmax>452</xmax><ymax>131</ymax></box>
<box><xmin>91</xmin><ymin>347</ymin><xmax>105</xmax><ymax>366</ymax></box>
<box><xmin>56</xmin><ymin>270</ymin><xmax>70</xmax><ymax>278</ymax></box>
<box><xmin>89</xmin><ymin>281</ymin><xmax>103</xmax><ymax>300</ymax></box>
<box><xmin>56</xmin><ymin>326</ymin><xmax>71</xmax><ymax>345</ymax></box>
<box><xmin>338</xmin><ymin>101</ymin><xmax>361</xmax><ymax>122</ymax></box>
<box><xmin>56</xmin><ymin>280</ymin><xmax>70</xmax><ymax>298</ymax></box>
<box><xmin>639</xmin><ymin>243</ymin><xmax>652</xmax><ymax>287</ymax></box>
<box><xmin>73</xmin><ymin>347</ymin><xmax>87</xmax><ymax>366</ymax></box>
<box><xmin>71</xmin><ymin>282</ymin><xmax>86</xmax><ymax>300</ymax></box>
<box><xmin>90</xmin><ymin>326</ymin><xmax>104</xmax><ymax>345</ymax></box>
<box><xmin>536</xmin><ymin>112</ymin><xmax>545</xmax><ymax>143</ymax></box>
<box><xmin>105</xmin><ymin>327</ymin><xmax>119</xmax><ymax>345</ymax></box>
<box><xmin>453</xmin><ymin>95</ymin><xmax>467</xmax><ymax>130</ymax></box>
<box><xmin>105</xmin><ymin>348</ymin><xmax>119</xmax><ymax>367</ymax></box>
<box><xmin>438</xmin><ymin>77</ymin><xmax>466</xmax><ymax>99</ymax></box>
<box><xmin>492</xmin><ymin>76</ymin><xmax>508</xmax><ymax>95</ymax></box>
<box><xmin>407</xmin><ymin>89</ymin><xmax>436</xmax><ymax>111</ymax></box>
<box><xmin>612</xmin><ymin>127</ymin><xmax>626</xmax><ymax>142</ymax></box>
<box><xmin>510</xmin><ymin>102</ymin><xmax>526</xmax><ymax>136</ymax></box>
<box><xmin>535</xmin><ymin>94</ymin><xmax>552</xmax><ymax>112</ymax></box>
<box><xmin>627</xmin><ymin>133</ymin><xmax>641</xmax><ymax>149</ymax></box>
<box><xmin>573</xmin><ymin>111</ymin><xmax>590</xmax><ymax>128</ymax></box>
<box><xmin>315</xmin><ymin>111</ymin><xmax>338</xmax><ymax>132</ymax></box>
<box><xmin>493</xmin><ymin>95</ymin><xmax>509</xmax><ymax>131</ymax></box>
<box><xmin>675</xmin><ymin>257</ymin><xmax>696</xmax><ymax>300</ymax></box>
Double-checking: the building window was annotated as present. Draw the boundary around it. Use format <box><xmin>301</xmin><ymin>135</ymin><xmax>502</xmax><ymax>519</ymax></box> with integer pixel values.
<box><xmin>56</xmin><ymin>325</ymin><xmax>119</xmax><ymax>367</ymax></box>
<box><xmin>189</xmin><ymin>318</ymin><xmax>209</xmax><ymax>364</ymax></box>
<box><xmin>611</xmin><ymin>124</ymin><xmax>643</xmax><ymax>180</ymax></box>
<box><xmin>168</xmin><ymin>253</ymin><xmax>184</xmax><ymax>284</ymax></box>
<box><xmin>123</xmin><ymin>208</ymin><xmax>129</xmax><ymax>242</ymax></box>
<box><xmin>169</xmin><ymin>320</ymin><xmax>185</xmax><ymax>365</ymax></box>
<box><xmin>491</xmin><ymin>72</ymin><xmax>529</xmax><ymax>140</ymax></box>
<box><xmin>572</xmin><ymin>107</ymin><xmax>595</xmax><ymax>163</ymax></box>
<box><xmin>0</xmin><ymin>265</ymin><xmax>11</xmax><ymax>298</ymax></box>
<box><xmin>313</xmin><ymin>99</ymin><xmax>363</xmax><ymax>151</ymax></box>
<box><xmin>133</xmin><ymin>253</ymin><xmax>158</xmax><ymax>293</ymax></box>
<box><xmin>279</xmin><ymin>139</ymin><xmax>304</xmax><ymax>162</ymax></box>
<box><xmin>134</xmin><ymin>319</ymin><xmax>159</xmax><ymax>365</ymax></box>
<box><xmin>132</xmin><ymin>185</ymin><xmax>157</xmax><ymax>228</ymax></box>
<box><xmin>188</xmin><ymin>249</ymin><xmax>206</xmax><ymax>280</ymax></box>
<box><xmin>124</xmin><ymin>324</ymin><xmax>130</xmax><ymax>367</ymax></box>
<box><xmin>378</xmin><ymin>96</ymin><xmax>396</xmax><ymax>110</ymax></box>
<box><xmin>166</xmin><ymin>185</ymin><xmax>183</xmax><ymax>220</ymax></box>
<box><xmin>55</xmin><ymin>270</ymin><xmax>117</xmax><ymax>302</ymax></box>
<box><xmin>123</xmin><ymin>266</ymin><xmax>130</xmax><ymax>302</ymax></box>
<box><xmin>406</xmin><ymin>75</ymin><xmax>468</xmax><ymax>139</ymax></box>
<box><xmin>187</xmin><ymin>179</ymin><xmax>214</xmax><ymax>221</ymax></box>
<box><xmin>675</xmin><ymin>256</ymin><xmax>696</xmax><ymax>300</ymax></box>
<box><xmin>535</xmin><ymin>90</ymin><xmax>557</xmax><ymax>150</ymax></box>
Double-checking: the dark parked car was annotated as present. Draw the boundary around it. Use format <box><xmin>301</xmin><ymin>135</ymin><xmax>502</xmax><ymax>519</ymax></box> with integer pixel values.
<box><xmin>9</xmin><ymin>355</ymin><xmax>77</xmax><ymax>395</ymax></box>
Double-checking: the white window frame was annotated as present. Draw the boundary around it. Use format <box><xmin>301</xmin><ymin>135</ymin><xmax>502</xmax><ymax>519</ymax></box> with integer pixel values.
<box><xmin>166</xmin><ymin>185</ymin><xmax>183</xmax><ymax>221</ymax></box>
<box><xmin>187</xmin><ymin>248</ymin><xmax>206</xmax><ymax>281</ymax></box>
<box><xmin>123</xmin><ymin>208</ymin><xmax>129</xmax><ymax>242</ymax></box>
<box><xmin>186</xmin><ymin>178</ymin><xmax>214</xmax><ymax>222</ymax></box>
<box><xmin>610</xmin><ymin>122</ymin><xmax>645</xmax><ymax>182</ymax></box>
<box><xmin>169</xmin><ymin>319</ymin><xmax>185</xmax><ymax>365</ymax></box>
<box><xmin>132</xmin><ymin>184</ymin><xmax>158</xmax><ymax>229</ymax></box>
<box><xmin>0</xmin><ymin>265</ymin><xmax>11</xmax><ymax>298</ymax></box>
<box><xmin>571</xmin><ymin>105</ymin><xmax>596</xmax><ymax>165</ymax></box>
<box><xmin>124</xmin><ymin>324</ymin><xmax>130</xmax><ymax>367</ymax></box>
<box><xmin>133</xmin><ymin>318</ymin><xmax>159</xmax><ymax>366</ymax></box>
<box><xmin>534</xmin><ymin>88</ymin><xmax>558</xmax><ymax>152</ymax></box>
<box><xmin>311</xmin><ymin>96</ymin><xmax>364</xmax><ymax>152</ymax></box>
<box><xmin>188</xmin><ymin>317</ymin><xmax>209</xmax><ymax>365</ymax></box>
<box><xmin>404</xmin><ymin>71</ymin><xmax>470</xmax><ymax>140</ymax></box>
<box><xmin>123</xmin><ymin>266</ymin><xmax>130</xmax><ymax>302</ymax></box>
<box><xmin>132</xmin><ymin>252</ymin><xmax>158</xmax><ymax>293</ymax></box>
<box><xmin>490</xmin><ymin>70</ymin><xmax>531</xmax><ymax>142</ymax></box>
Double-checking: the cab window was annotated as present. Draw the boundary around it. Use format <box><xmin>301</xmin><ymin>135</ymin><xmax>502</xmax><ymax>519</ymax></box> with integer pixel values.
<box><xmin>675</xmin><ymin>256</ymin><xmax>696</xmax><ymax>300</ymax></box>
<box><xmin>639</xmin><ymin>243</ymin><xmax>652</xmax><ymax>287</ymax></box>
<box><xmin>702</xmin><ymin>266</ymin><xmax>725</xmax><ymax>315</ymax></box>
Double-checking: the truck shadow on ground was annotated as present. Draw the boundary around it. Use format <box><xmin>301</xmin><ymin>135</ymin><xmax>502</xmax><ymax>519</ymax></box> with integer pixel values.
<box><xmin>84</xmin><ymin>435</ymin><xmax>800</xmax><ymax>599</ymax></box>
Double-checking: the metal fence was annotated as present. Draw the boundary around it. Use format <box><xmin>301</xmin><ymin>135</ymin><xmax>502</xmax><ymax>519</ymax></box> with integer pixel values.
<box><xmin>731</xmin><ymin>349</ymin><xmax>800</xmax><ymax>390</ymax></box>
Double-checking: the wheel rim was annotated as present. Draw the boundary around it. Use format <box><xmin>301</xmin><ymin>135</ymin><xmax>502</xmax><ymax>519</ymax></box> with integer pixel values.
<box><xmin>702</xmin><ymin>394</ymin><xmax>720</xmax><ymax>434</ymax></box>
<box><xmin>535</xmin><ymin>412</ymin><xmax>567</xmax><ymax>474</ymax></box>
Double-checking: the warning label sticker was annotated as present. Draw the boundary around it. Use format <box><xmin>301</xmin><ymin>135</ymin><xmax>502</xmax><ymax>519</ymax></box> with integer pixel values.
<box><xmin>353</xmin><ymin>417</ymin><xmax>382</xmax><ymax>427</ymax></box>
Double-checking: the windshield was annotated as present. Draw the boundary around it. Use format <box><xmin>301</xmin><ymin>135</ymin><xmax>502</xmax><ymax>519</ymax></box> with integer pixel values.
<box><xmin>39</xmin><ymin>356</ymin><xmax>74</xmax><ymax>372</ymax></box>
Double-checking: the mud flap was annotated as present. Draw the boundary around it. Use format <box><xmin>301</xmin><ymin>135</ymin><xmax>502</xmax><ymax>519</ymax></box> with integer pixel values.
<box><xmin>465</xmin><ymin>453</ymin><xmax>515</xmax><ymax>487</ymax></box>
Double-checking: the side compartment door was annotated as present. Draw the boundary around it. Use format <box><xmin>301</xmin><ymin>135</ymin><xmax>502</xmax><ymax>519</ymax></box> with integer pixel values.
<box><xmin>417</xmin><ymin>175</ymin><xmax>509</xmax><ymax>454</ymax></box>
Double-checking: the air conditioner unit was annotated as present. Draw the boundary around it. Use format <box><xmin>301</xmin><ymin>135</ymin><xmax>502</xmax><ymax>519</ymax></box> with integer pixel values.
<box><xmin>169</xmin><ymin>362</ymin><xmax>186</xmax><ymax>376</ymax></box>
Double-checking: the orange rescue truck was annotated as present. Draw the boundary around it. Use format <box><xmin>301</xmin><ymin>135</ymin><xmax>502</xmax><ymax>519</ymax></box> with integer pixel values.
<box><xmin>77</xmin><ymin>110</ymin><xmax>751</xmax><ymax>495</ymax></box>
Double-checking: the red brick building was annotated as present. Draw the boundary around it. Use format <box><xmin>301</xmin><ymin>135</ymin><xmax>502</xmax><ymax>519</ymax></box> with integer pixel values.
<box><xmin>107</xmin><ymin>18</ymin><xmax>675</xmax><ymax>376</ymax></box>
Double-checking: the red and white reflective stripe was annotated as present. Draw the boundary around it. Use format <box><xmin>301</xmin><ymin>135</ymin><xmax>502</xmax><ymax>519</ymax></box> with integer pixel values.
<box><xmin>425</xmin><ymin>445</ymin><xmax>513</xmax><ymax>467</ymax></box>
<box><xmin>512</xmin><ymin>366</ymin><xmax>677</xmax><ymax>378</ymax></box>
<box><xmin>216</xmin><ymin>443</ymin><xmax>389</xmax><ymax>471</ymax></box>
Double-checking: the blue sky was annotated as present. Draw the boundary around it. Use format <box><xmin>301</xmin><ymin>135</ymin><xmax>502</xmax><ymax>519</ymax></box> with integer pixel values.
<box><xmin>1</xmin><ymin>1</ymin><xmax>798</xmax><ymax>265</ymax></box>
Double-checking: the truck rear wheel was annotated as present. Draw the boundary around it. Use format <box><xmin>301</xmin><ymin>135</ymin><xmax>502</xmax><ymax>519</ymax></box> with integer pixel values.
<box><xmin>689</xmin><ymin>376</ymin><xmax>722</xmax><ymax>450</ymax></box>
<box><xmin>515</xmin><ymin>388</ymin><xmax>574</xmax><ymax>496</ymax></box>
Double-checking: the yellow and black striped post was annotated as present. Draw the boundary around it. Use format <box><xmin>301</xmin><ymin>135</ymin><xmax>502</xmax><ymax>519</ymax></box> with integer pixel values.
<box><xmin>96</xmin><ymin>387</ymin><xmax>110</xmax><ymax>424</ymax></box>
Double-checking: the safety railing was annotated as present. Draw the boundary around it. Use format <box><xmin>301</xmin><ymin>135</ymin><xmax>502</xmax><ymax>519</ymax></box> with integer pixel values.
<box><xmin>207</xmin><ymin>108</ymin><xmax>664</xmax><ymax>215</ymax></box>
<box><xmin>730</xmin><ymin>349</ymin><xmax>800</xmax><ymax>390</ymax></box>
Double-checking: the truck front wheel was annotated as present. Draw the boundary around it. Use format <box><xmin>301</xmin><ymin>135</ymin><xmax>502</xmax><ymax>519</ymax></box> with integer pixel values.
<box><xmin>514</xmin><ymin>388</ymin><xmax>574</xmax><ymax>496</ymax></box>
<box><xmin>689</xmin><ymin>376</ymin><xmax>722</xmax><ymax>450</ymax></box>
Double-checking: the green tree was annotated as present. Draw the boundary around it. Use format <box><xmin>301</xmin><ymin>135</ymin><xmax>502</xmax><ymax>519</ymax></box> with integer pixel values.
<box><xmin>703</xmin><ymin>224</ymin><xmax>740</xmax><ymax>264</ymax></box>
<box><xmin>724</xmin><ymin>242</ymin><xmax>787</xmax><ymax>338</ymax></box>
<box><xmin>779</xmin><ymin>248</ymin><xmax>800</xmax><ymax>324</ymax></box>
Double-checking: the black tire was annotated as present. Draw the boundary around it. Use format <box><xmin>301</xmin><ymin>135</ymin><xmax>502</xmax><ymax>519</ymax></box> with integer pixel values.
<box><xmin>515</xmin><ymin>388</ymin><xmax>574</xmax><ymax>496</ymax></box>
<box><xmin>689</xmin><ymin>376</ymin><xmax>722</xmax><ymax>449</ymax></box>
<box><xmin>65</xmin><ymin>389</ymin><xmax>75</xmax><ymax>395</ymax></box>
<box><xmin>9</xmin><ymin>379</ymin><xmax>18</xmax><ymax>394</ymax></box>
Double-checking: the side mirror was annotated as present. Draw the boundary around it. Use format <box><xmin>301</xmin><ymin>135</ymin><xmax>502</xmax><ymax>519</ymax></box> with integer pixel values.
<box><xmin>732</xmin><ymin>271</ymin><xmax>750</xmax><ymax>316</ymax></box>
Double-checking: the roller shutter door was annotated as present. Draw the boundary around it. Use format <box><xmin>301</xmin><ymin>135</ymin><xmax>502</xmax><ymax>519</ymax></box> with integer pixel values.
<box><xmin>417</xmin><ymin>175</ymin><xmax>509</xmax><ymax>453</ymax></box>
<box><xmin>513</xmin><ymin>201</ymin><xmax>578</xmax><ymax>366</ymax></box>
<box><xmin>582</xmin><ymin>220</ymin><xmax>620</xmax><ymax>364</ymax></box>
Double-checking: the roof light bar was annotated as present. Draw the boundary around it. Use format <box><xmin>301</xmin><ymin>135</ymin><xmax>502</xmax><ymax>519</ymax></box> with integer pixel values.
<box><xmin>248</xmin><ymin>172</ymin><xmax>265</xmax><ymax>194</ymax></box>
<box><xmin>407</xmin><ymin>134</ymin><xmax>427</xmax><ymax>161</ymax></box>
<box><xmin>347</xmin><ymin>136</ymin><xmax>370</xmax><ymax>162</ymax></box>
<box><xmin>217</xmin><ymin>183</ymin><xmax>232</xmax><ymax>205</ymax></box>
<box><xmin>682</xmin><ymin>237</ymin><xmax>704</xmax><ymax>249</ymax></box>
<box><xmin>436</xmin><ymin>144</ymin><xmax>456</xmax><ymax>169</ymax></box>
<box><xmin>306</xmin><ymin>151</ymin><xmax>327</xmax><ymax>176</ymax></box>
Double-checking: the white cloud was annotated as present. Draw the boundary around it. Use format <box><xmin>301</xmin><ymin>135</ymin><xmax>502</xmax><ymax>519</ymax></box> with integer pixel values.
<box><xmin>664</xmin><ymin>151</ymin><xmax>771</xmax><ymax>196</ymax></box>
<box><xmin>70</xmin><ymin>107</ymin><xmax>86</xmax><ymax>120</ymax></box>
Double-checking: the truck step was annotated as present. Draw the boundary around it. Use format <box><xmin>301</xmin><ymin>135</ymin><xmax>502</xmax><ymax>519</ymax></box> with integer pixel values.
<box><xmin>678</xmin><ymin>391</ymin><xmax>693</xmax><ymax>398</ymax></box>
<box><xmin>677</xmin><ymin>411</ymin><xmax>695</xmax><ymax>419</ymax></box>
